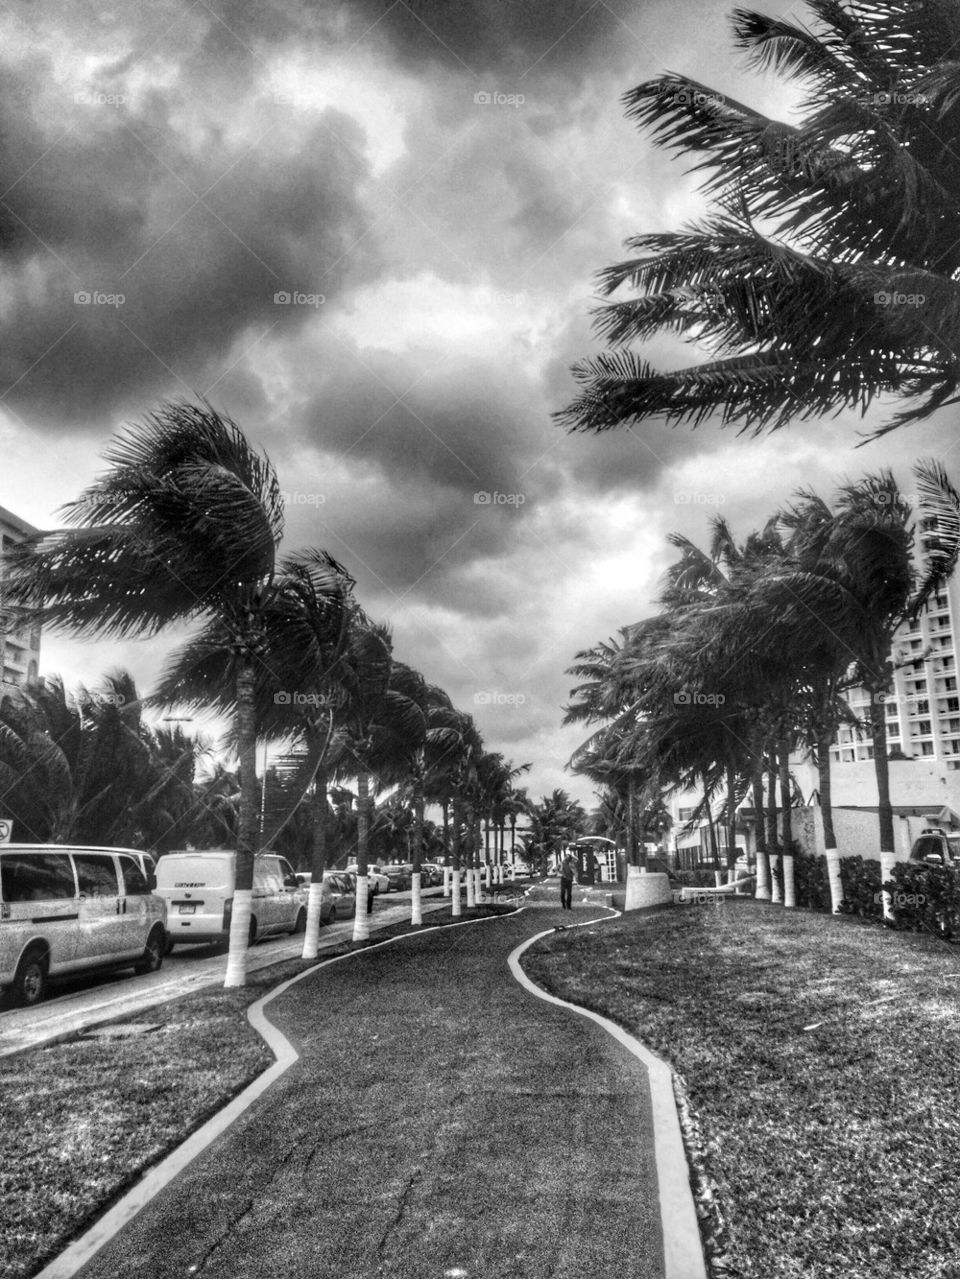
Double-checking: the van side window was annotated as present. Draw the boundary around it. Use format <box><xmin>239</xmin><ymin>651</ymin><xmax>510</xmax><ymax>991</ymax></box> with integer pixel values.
<box><xmin>0</xmin><ymin>853</ymin><xmax>75</xmax><ymax>902</ymax></box>
<box><xmin>75</xmin><ymin>854</ymin><xmax>119</xmax><ymax>898</ymax></box>
<box><xmin>119</xmin><ymin>857</ymin><xmax>149</xmax><ymax>896</ymax></box>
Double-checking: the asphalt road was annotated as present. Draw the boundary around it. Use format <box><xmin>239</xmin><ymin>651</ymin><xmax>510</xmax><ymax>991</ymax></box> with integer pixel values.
<box><xmin>0</xmin><ymin>888</ymin><xmax>448</xmax><ymax>1057</ymax></box>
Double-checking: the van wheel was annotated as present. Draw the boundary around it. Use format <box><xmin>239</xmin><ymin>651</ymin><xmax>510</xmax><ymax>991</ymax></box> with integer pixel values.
<box><xmin>13</xmin><ymin>949</ymin><xmax>48</xmax><ymax>1007</ymax></box>
<box><xmin>248</xmin><ymin>917</ymin><xmax>258</xmax><ymax>946</ymax></box>
<box><xmin>135</xmin><ymin>926</ymin><xmax>165</xmax><ymax>975</ymax></box>
<box><xmin>292</xmin><ymin>908</ymin><xmax>307</xmax><ymax>935</ymax></box>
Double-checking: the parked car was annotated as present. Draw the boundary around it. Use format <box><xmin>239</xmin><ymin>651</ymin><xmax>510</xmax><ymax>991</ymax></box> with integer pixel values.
<box><xmin>909</xmin><ymin>829</ymin><xmax>960</xmax><ymax>868</ymax></box>
<box><xmin>383</xmin><ymin>863</ymin><xmax>412</xmax><ymax>892</ymax></box>
<box><xmin>323</xmin><ymin>872</ymin><xmax>357</xmax><ymax>919</ymax></box>
<box><xmin>154</xmin><ymin>851</ymin><xmax>307</xmax><ymax>949</ymax></box>
<box><xmin>0</xmin><ymin>845</ymin><xmax>167</xmax><ymax>1006</ymax></box>
<box><xmin>346</xmin><ymin>864</ymin><xmax>389</xmax><ymax>894</ymax></box>
<box><xmin>420</xmin><ymin>862</ymin><xmax>443</xmax><ymax>887</ymax></box>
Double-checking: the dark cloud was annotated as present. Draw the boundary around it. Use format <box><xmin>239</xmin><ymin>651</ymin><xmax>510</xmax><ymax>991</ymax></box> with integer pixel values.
<box><xmin>348</xmin><ymin>0</ymin><xmax>631</xmax><ymax>79</ymax></box>
<box><xmin>0</xmin><ymin>76</ymin><xmax>374</xmax><ymax>429</ymax></box>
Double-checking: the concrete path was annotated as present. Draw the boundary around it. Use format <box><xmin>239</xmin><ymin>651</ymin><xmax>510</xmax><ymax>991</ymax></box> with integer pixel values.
<box><xmin>61</xmin><ymin>905</ymin><xmax>689</xmax><ymax>1279</ymax></box>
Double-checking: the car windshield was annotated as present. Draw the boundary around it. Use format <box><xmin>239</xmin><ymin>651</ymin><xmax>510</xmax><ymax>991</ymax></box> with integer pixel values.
<box><xmin>913</xmin><ymin>836</ymin><xmax>949</xmax><ymax>861</ymax></box>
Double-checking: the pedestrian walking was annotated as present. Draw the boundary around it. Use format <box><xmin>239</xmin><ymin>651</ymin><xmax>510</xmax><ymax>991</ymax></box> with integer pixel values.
<box><xmin>559</xmin><ymin>852</ymin><xmax>575</xmax><ymax>910</ymax></box>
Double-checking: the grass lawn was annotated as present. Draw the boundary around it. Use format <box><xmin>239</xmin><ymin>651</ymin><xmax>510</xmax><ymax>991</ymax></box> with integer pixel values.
<box><xmin>522</xmin><ymin>900</ymin><xmax>960</xmax><ymax>1279</ymax></box>
<box><xmin>0</xmin><ymin>905</ymin><xmax>510</xmax><ymax>1279</ymax></box>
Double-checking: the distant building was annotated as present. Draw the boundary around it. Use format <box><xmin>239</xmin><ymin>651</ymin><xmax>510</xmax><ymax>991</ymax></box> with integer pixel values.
<box><xmin>0</xmin><ymin>503</ymin><xmax>42</xmax><ymax>691</ymax></box>
<box><xmin>665</xmin><ymin>575</ymin><xmax>960</xmax><ymax>865</ymax></box>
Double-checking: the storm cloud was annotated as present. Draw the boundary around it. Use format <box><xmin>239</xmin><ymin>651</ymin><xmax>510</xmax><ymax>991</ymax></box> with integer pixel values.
<box><xmin>3</xmin><ymin>0</ymin><xmax>955</xmax><ymax>807</ymax></box>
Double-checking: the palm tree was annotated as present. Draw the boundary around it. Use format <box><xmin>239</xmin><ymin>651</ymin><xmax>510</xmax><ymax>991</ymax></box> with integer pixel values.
<box><xmin>2</xmin><ymin>402</ymin><xmax>307</xmax><ymax>988</ymax></box>
<box><xmin>526</xmin><ymin>790</ymin><xmax>587</xmax><ymax>874</ymax></box>
<box><xmin>556</xmin><ymin>2</ymin><xmax>960</xmax><ymax>441</ymax></box>
<box><xmin>152</xmin><ymin>544</ymin><xmax>354</xmax><ymax>959</ymax></box>
<box><xmin>188</xmin><ymin>759</ymin><xmax>241</xmax><ymax>848</ymax></box>
<box><xmin>394</xmin><ymin>680</ymin><xmax>461</xmax><ymax>925</ymax></box>
<box><xmin>768</xmin><ymin>466</ymin><xmax>960</xmax><ymax>910</ymax></box>
<box><xmin>428</xmin><ymin>709</ymin><xmax>483</xmax><ymax>914</ymax></box>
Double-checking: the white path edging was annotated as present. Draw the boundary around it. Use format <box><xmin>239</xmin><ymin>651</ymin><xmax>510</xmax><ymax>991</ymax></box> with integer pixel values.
<box><xmin>33</xmin><ymin>911</ymin><xmax>513</xmax><ymax>1279</ymax></box>
<box><xmin>508</xmin><ymin>916</ymin><xmax>708</xmax><ymax>1279</ymax></box>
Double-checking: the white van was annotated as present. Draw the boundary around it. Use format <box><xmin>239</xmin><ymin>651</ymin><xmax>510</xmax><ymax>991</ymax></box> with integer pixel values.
<box><xmin>154</xmin><ymin>851</ymin><xmax>307</xmax><ymax>949</ymax></box>
<box><xmin>0</xmin><ymin>845</ymin><xmax>168</xmax><ymax>1006</ymax></box>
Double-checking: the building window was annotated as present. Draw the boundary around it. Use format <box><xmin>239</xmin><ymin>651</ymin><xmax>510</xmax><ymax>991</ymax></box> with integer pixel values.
<box><xmin>921</xmin><ymin>741</ymin><xmax>935</xmax><ymax>755</ymax></box>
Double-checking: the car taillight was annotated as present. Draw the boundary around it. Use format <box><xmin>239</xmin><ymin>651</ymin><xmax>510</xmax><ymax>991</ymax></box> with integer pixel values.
<box><xmin>223</xmin><ymin>898</ymin><xmax>233</xmax><ymax>929</ymax></box>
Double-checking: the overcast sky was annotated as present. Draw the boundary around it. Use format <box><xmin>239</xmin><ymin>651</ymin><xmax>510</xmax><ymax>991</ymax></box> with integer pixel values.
<box><xmin>3</xmin><ymin>0</ymin><xmax>959</xmax><ymax>811</ymax></box>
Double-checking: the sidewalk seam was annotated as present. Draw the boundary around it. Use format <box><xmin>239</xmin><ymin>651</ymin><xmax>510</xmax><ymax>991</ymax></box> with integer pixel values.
<box><xmin>508</xmin><ymin>918</ymin><xmax>708</xmax><ymax>1279</ymax></box>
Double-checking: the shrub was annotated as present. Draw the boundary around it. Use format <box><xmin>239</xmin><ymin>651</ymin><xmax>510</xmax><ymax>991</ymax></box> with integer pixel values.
<box><xmin>676</xmin><ymin>868</ymin><xmax>719</xmax><ymax>888</ymax></box>
<box><xmin>838</xmin><ymin>855</ymin><xmax>883</xmax><ymax>919</ymax></box>
<box><xmin>888</xmin><ymin>861</ymin><xmax>960</xmax><ymax>941</ymax></box>
<box><xmin>793</xmin><ymin>852</ymin><xmax>831</xmax><ymax>912</ymax></box>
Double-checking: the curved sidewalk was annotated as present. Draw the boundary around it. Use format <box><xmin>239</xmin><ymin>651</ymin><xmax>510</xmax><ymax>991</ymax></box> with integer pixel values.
<box><xmin>66</xmin><ymin>907</ymin><xmax>700</xmax><ymax>1279</ymax></box>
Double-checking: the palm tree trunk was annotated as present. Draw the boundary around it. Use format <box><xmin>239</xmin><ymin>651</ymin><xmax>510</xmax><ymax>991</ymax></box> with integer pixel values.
<box><xmin>725</xmin><ymin>757</ymin><xmax>738</xmax><ymax>888</ymax></box>
<box><xmin>442</xmin><ymin>798</ymin><xmax>452</xmax><ymax>897</ymax></box>
<box><xmin>465</xmin><ymin>801</ymin><xmax>476</xmax><ymax>907</ymax></box>
<box><xmin>626</xmin><ymin>781</ymin><xmax>636</xmax><ymax>868</ymax></box>
<box><xmin>451</xmin><ymin>792</ymin><xmax>462</xmax><ymax>916</ymax></box>
<box><xmin>752</xmin><ymin>762</ymin><xmax>770</xmax><ymax>901</ymax></box>
<box><xmin>302</xmin><ymin>761</ymin><xmax>328</xmax><ymax>959</ymax></box>
<box><xmin>410</xmin><ymin>787</ymin><xmax>424</xmax><ymax>927</ymax></box>
<box><xmin>705</xmin><ymin>794</ymin><xmax>722</xmax><ymax>888</ymax></box>
<box><xmin>224</xmin><ymin>657</ymin><xmax>258</xmax><ymax>988</ymax></box>
<box><xmin>352</xmin><ymin>767</ymin><xmax>372</xmax><ymax>942</ymax></box>
<box><xmin>779</xmin><ymin>736</ymin><xmax>796</xmax><ymax>908</ymax></box>
<box><xmin>868</xmin><ymin>688</ymin><xmax>896</xmax><ymax>920</ymax></box>
<box><xmin>818</xmin><ymin>728</ymin><xmax>843</xmax><ymax>914</ymax></box>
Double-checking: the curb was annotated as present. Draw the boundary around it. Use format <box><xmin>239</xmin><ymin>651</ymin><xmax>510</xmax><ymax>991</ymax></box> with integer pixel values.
<box><xmin>508</xmin><ymin>914</ymin><xmax>708</xmax><ymax>1279</ymax></box>
<box><xmin>31</xmin><ymin>909</ymin><xmax>516</xmax><ymax>1279</ymax></box>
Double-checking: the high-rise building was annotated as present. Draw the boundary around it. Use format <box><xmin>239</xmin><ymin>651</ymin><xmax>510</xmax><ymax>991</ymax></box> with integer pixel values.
<box><xmin>830</xmin><ymin>582</ymin><xmax>959</xmax><ymax>773</ymax></box>
<box><xmin>0</xmin><ymin>503</ymin><xmax>42</xmax><ymax>690</ymax></box>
